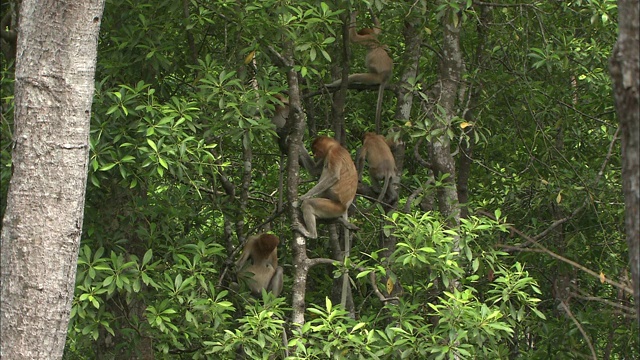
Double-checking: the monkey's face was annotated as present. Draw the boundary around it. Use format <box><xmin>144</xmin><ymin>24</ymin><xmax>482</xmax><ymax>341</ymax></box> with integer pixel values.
<box><xmin>311</xmin><ymin>136</ymin><xmax>331</xmax><ymax>159</ymax></box>
<box><xmin>312</xmin><ymin>147</ymin><xmax>325</xmax><ymax>160</ymax></box>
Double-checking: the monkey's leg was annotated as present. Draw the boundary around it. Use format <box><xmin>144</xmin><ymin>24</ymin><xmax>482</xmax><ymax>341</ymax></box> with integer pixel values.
<box><xmin>295</xmin><ymin>199</ymin><xmax>346</xmax><ymax>239</ymax></box>
<box><xmin>268</xmin><ymin>266</ymin><xmax>284</xmax><ymax>297</ymax></box>
<box><xmin>370</xmin><ymin>175</ymin><xmax>383</xmax><ymax>196</ymax></box>
<box><xmin>293</xmin><ymin>200</ymin><xmax>317</xmax><ymax>238</ymax></box>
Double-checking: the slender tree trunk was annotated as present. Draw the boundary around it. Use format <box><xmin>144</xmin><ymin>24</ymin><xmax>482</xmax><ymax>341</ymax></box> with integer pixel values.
<box><xmin>426</xmin><ymin>6</ymin><xmax>463</xmax><ymax>227</ymax></box>
<box><xmin>458</xmin><ymin>4</ymin><xmax>490</xmax><ymax>219</ymax></box>
<box><xmin>609</xmin><ymin>0</ymin><xmax>640</xmax><ymax>325</ymax></box>
<box><xmin>0</xmin><ymin>0</ymin><xmax>105</xmax><ymax>358</ymax></box>
<box><xmin>280</xmin><ymin>38</ymin><xmax>310</xmax><ymax>326</ymax></box>
<box><xmin>330</xmin><ymin>12</ymin><xmax>351</xmax><ymax>144</ymax></box>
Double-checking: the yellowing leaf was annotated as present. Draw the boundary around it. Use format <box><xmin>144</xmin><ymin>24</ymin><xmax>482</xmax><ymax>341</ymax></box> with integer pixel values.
<box><xmin>386</xmin><ymin>277</ymin><xmax>394</xmax><ymax>295</ymax></box>
<box><xmin>460</xmin><ymin>121</ymin><xmax>473</xmax><ymax>129</ymax></box>
<box><xmin>556</xmin><ymin>191</ymin><xmax>562</xmax><ymax>204</ymax></box>
<box><xmin>244</xmin><ymin>51</ymin><xmax>255</xmax><ymax>65</ymax></box>
<box><xmin>541</xmin><ymin>179</ymin><xmax>549</xmax><ymax>185</ymax></box>
<box><xmin>599</xmin><ymin>272</ymin><xmax>606</xmax><ymax>284</ymax></box>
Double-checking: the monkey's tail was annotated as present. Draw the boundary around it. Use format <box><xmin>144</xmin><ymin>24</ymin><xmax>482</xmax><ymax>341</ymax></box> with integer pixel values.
<box><xmin>377</xmin><ymin>175</ymin><xmax>391</xmax><ymax>204</ymax></box>
<box><xmin>375</xmin><ymin>82</ymin><xmax>386</xmax><ymax>133</ymax></box>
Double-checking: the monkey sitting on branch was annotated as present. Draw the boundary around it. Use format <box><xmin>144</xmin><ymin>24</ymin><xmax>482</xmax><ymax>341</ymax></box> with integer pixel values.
<box><xmin>356</xmin><ymin>132</ymin><xmax>399</xmax><ymax>205</ymax></box>
<box><xmin>235</xmin><ymin>233</ymin><xmax>284</xmax><ymax>297</ymax></box>
<box><xmin>294</xmin><ymin>136</ymin><xmax>358</xmax><ymax>239</ymax></box>
<box><xmin>325</xmin><ymin>10</ymin><xmax>394</xmax><ymax>133</ymax></box>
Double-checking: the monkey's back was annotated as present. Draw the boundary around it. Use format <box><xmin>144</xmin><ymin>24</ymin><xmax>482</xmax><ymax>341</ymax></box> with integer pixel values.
<box><xmin>326</xmin><ymin>145</ymin><xmax>358</xmax><ymax>206</ymax></box>
<box><xmin>363</xmin><ymin>134</ymin><xmax>396</xmax><ymax>177</ymax></box>
<box><xmin>365</xmin><ymin>47</ymin><xmax>393</xmax><ymax>79</ymax></box>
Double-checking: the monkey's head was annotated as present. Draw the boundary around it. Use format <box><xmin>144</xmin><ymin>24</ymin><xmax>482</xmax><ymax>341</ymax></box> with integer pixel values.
<box><xmin>311</xmin><ymin>136</ymin><xmax>338</xmax><ymax>159</ymax></box>
<box><xmin>362</xmin><ymin>132</ymin><xmax>377</xmax><ymax>140</ymax></box>
<box><xmin>273</xmin><ymin>93</ymin><xmax>289</xmax><ymax>105</ymax></box>
<box><xmin>255</xmin><ymin>233</ymin><xmax>279</xmax><ymax>255</ymax></box>
<box><xmin>357</xmin><ymin>28</ymin><xmax>375</xmax><ymax>36</ymax></box>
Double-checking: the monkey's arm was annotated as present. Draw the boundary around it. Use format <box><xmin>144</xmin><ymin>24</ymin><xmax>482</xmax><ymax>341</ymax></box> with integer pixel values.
<box><xmin>369</xmin><ymin>8</ymin><xmax>382</xmax><ymax>34</ymax></box>
<box><xmin>355</xmin><ymin>148</ymin><xmax>366</xmax><ymax>181</ymax></box>
<box><xmin>299</xmin><ymin>173</ymin><xmax>339</xmax><ymax>200</ymax></box>
<box><xmin>300</xmin><ymin>149</ymin><xmax>323</xmax><ymax>177</ymax></box>
<box><xmin>235</xmin><ymin>250</ymin><xmax>250</xmax><ymax>270</ymax></box>
<box><xmin>349</xmin><ymin>11</ymin><xmax>358</xmax><ymax>28</ymax></box>
<box><xmin>348</xmin><ymin>11</ymin><xmax>375</xmax><ymax>45</ymax></box>
<box><xmin>235</xmin><ymin>236</ymin><xmax>255</xmax><ymax>269</ymax></box>
<box><xmin>299</xmin><ymin>161</ymin><xmax>342</xmax><ymax>201</ymax></box>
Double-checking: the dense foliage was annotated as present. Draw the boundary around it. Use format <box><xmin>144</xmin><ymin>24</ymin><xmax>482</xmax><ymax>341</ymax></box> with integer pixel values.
<box><xmin>1</xmin><ymin>0</ymin><xmax>636</xmax><ymax>359</ymax></box>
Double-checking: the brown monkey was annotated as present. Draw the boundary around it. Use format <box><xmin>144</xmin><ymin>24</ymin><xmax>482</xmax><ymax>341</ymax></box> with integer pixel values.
<box><xmin>326</xmin><ymin>11</ymin><xmax>393</xmax><ymax>133</ymax></box>
<box><xmin>294</xmin><ymin>136</ymin><xmax>358</xmax><ymax>239</ymax></box>
<box><xmin>270</xmin><ymin>94</ymin><xmax>321</xmax><ymax>176</ymax></box>
<box><xmin>271</xmin><ymin>93</ymin><xmax>290</xmax><ymax>130</ymax></box>
<box><xmin>356</xmin><ymin>132</ymin><xmax>398</xmax><ymax>204</ymax></box>
<box><xmin>236</xmin><ymin>233</ymin><xmax>284</xmax><ymax>297</ymax></box>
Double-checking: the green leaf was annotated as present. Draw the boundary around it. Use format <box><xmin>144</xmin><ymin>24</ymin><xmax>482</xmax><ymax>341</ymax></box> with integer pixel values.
<box><xmin>147</xmin><ymin>139</ymin><xmax>157</xmax><ymax>152</ymax></box>
<box><xmin>142</xmin><ymin>249</ymin><xmax>153</xmax><ymax>266</ymax></box>
<box><xmin>99</xmin><ymin>163</ymin><xmax>116</xmax><ymax>171</ymax></box>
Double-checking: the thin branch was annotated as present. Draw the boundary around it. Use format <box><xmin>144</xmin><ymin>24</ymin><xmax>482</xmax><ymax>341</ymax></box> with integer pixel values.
<box><xmin>473</xmin><ymin>1</ymin><xmax>539</xmax><ymax>8</ymax></box>
<box><xmin>355</xmin><ymin>265</ymin><xmax>399</xmax><ymax>304</ymax></box>
<box><xmin>559</xmin><ymin>300</ymin><xmax>597</xmax><ymax>360</ymax></box>
<box><xmin>499</xmin><ymin>244</ymin><xmax>632</xmax><ymax>295</ymax></box>
<box><xmin>569</xmin><ymin>291</ymin><xmax>636</xmax><ymax>316</ymax></box>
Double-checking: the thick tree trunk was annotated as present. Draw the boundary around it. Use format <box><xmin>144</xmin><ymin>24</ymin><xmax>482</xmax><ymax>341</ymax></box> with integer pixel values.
<box><xmin>609</xmin><ymin>0</ymin><xmax>640</xmax><ymax>325</ymax></box>
<box><xmin>0</xmin><ymin>1</ymin><xmax>105</xmax><ymax>358</ymax></box>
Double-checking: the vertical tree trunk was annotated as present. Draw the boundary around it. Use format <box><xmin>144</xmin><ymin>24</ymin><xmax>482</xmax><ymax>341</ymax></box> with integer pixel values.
<box><xmin>609</xmin><ymin>0</ymin><xmax>640</xmax><ymax>325</ymax></box>
<box><xmin>457</xmin><ymin>4</ymin><xmax>490</xmax><ymax>220</ymax></box>
<box><xmin>0</xmin><ymin>1</ymin><xmax>105</xmax><ymax>358</ymax></box>
<box><xmin>281</xmin><ymin>38</ymin><xmax>310</xmax><ymax>326</ymax></box>
<box><xmin>330</xmin><ymin>12</ymin><xmax>351</xmax><ymax>145</ymax></box>
<box><xmin>426</xmin><ymin>6</ymin><xmax>464</xmax><ymax>227</ymax></box>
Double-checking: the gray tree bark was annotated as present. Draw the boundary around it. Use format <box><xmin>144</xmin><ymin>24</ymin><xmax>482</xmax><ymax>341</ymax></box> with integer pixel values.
<box><xmin>609</xmin><ymin>0</ymin><xmax>640</xmax><ymax>326</ymax></box>
<box><xmin>425</xmin><ymin>6</ymin><xmax>463</xmax><ymax>227</ymax></box>
<box><xmin>0</xmin><ymin>0</ymin><xmax>105</xmax><ymax>358</ymax></box>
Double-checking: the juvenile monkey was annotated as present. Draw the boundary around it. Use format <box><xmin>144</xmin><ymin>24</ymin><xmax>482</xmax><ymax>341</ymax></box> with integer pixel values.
<box><xmin>270</xmin><ymin>94</ymin><xmax>321</xmax><ymax>176</ymax></box>
<box><xmin>235</xmin><ymin>233</ymin><xmax>284</xmax><ymax>297</ymax></box>
<box><xmin>271</xmin><ymin>93</ymin><xmax>290</xmax><ymax>130</ymax></box>
<box><xmin>356</xmin><ymin>132</ymin><xmax>398</xmax><ymax>204</ymax></box>
<box><xmin>294</xmin><ymin>136</ymin><xmax>358</xmax><ymax>239</ymax></box>
<box><xmin>326</xmin><ymin>11</ymin><xmax>393</xmax><ymax>133</ymax></box>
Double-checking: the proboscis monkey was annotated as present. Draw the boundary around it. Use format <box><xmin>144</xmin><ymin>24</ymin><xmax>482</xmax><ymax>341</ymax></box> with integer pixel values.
<box><xmin>326</xmin><ymin>10</ymin><xmax>393</xmax><ymax>133</ymax></box>
<box><xmin>235</xmin><ymin>233</ymin><xmax>284</xmax><ymax>297</ymax></box>
<box><xmin>271</xmin><ymin>93</ymin><xmax>290</xmax><ymax>130</ymax></box>
<box><xmin>356</xmin><ymin>132</ymin><xmax>398</xmax><ymax>204</ymax></box>
<box><xmin>294</xmin><ymin>136</ymin><xmax>358</xmax><ymax>239</ymax></box>
<box><xmin>270</xmin><ymin>94</ymin><xmax>321</xmax><ymax>176</ymax></box>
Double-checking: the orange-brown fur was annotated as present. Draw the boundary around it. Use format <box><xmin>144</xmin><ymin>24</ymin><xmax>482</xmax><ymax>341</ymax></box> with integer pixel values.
<box><xmin>236</xmin><ymin>233</ymin><xmax>283</xmax><ymax>296</ymax></box>
<box><xmin>295</xmin><ymin>136</ymin><xmax>358</xmax><ymax>239</ymax></box>
<box><xmin>357</xmin><ymin>132</ymin><xmax>398</xmax><ymax>204</ymax></box>
<box><xmin>326</xmin><ymin>11</ymin><xmax>393</xmax><ymax>132</ymax></box>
